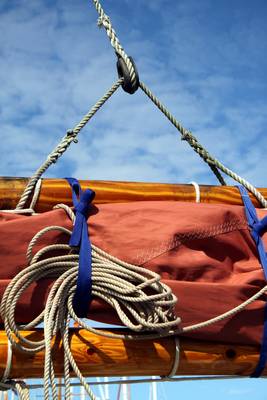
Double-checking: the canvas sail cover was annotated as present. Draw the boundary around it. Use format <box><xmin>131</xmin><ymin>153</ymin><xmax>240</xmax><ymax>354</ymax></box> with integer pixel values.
<box><xmin>0</xmin><ymin>200</ymin><xmax>266</xmax><ymax>346</ymax></box>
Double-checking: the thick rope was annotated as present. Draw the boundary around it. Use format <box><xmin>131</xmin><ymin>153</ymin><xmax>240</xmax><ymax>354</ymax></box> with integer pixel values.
<box><xmin>139</xmin><ymin>81</ymin><xmax>267</xmax><ymax>207</ymax></box>
<box><xmin>92</xmin><ymin>0</ymin><xmax>138</xmax><ymax>90</ymax></box>
<box><xmin>16</xmin><ymin>79</ymin><xmax>122</xmax><ymax>210</ymax></box>
<box><xmin>15</xmin><ymin>0</ymin><xmax>267</xmax><ymax>211</ymax></box>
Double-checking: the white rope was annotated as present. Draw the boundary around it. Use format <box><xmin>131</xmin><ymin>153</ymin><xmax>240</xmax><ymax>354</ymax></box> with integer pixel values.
<box><xmin>139</xmin><ymin>81</ymin><xmax>267</xmax><ymax>207</ymax></box>
<box><xmin>2</xmin><ymin>199</ymin><xmax>267</xmax><ymax>398</ymax></box>
<box><xmin>1</xmin><ymin>179</ymin><xmax>42</xmax><ymax>214</ymax></box>
<box><xmin>182</xmin><ymin>284</ymin><xmax>267</xmax><ymax>333</ymax></box>
<box><xmin>92</xmin><ymin>0</ymin><xmax>138</xmax><ymax>90</ymax></box>
<box><xmin>1</xmin><ymin>340</ymin><xmax>12</xmax><ymax>382</ymax></box>
<box><xmin>0</xmin><ymin>203</ymin><xmax>179</xmax><ymax>400</ymax></box>
<box><xmin>0</xmin><ymin>209</ymin><xmax>37</xmax><ymax>215</ymax></box>
<box><xmin>189</xmin><ymin>181</ymin><xmax>201</xmax><ymax>203</ymax></box>
<box><xmin>16</xmin><ymin>79</ymin><xmax>123</xmax><ymax>210</ymax></box>
<box><xmin>29</xmin><ymin>178</ymin><xmax>42</xmax><ymax>210</ymax></box>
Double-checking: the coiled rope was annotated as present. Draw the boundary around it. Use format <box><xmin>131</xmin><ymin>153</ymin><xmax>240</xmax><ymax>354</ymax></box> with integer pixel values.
<box><xmin>2</xmin><ymin>201</ymin><xmax>267</xmax><ymax>398</ymax></box>
<box><xmin>0</xmin><ymin>204</ymin><xmax>179</xmax><ymax>400</ymax></box>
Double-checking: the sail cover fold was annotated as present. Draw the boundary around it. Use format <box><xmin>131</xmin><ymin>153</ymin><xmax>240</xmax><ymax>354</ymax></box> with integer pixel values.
<box><xmin>0</xmin><ymin>200</ymin><xmax>266</xmax><ymax>346</ymax></box>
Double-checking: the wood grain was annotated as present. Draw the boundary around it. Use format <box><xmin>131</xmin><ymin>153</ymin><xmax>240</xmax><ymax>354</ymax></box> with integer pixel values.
<box><xmin>1</xmin><ymin>177</ymin><xmax>267</xmax><ymax>212</ymax></box>
<box><xmin>0</xmin><ymin>329</ymin><xmax>263</xmax><ymax>378</ymax></box>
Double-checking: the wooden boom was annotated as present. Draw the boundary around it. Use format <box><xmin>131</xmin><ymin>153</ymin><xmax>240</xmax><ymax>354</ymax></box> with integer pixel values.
<box><xmin>0</xmin><ymin>329</ymin><xmax>263</xmax><ymax>378</ymax></box>
<box><xmin>1</xmin><ymin>177</ymin><xmax>267</xmax><ymax>212</ymax></box>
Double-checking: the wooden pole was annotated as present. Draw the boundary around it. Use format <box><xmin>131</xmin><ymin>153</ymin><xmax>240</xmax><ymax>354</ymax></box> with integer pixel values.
<box><xmin>1</xmin><ymin>177</ymin><xmax>267</xmax><ymax>212</ymax></box>
<box><xmin>0</xmin><ymin>329</ymin><xmax>263</xmax><ymax>378</ymax></box>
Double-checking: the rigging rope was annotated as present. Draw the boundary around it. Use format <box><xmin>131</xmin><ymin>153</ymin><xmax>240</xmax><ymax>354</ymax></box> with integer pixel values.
<box><xmin>16</xmin><ymin>0</ymin><xmax>267</xmax><ymax>208</ymax></box>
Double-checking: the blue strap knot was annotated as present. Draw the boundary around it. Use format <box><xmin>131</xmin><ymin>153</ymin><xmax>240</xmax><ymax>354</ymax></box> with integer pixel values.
<box><xmin>66</xmin><ymin>178</ymin><xmax>95</xmax><ymax>318</ymax></box>
<box><xmin>253</xmin><ymin>216</ymin><xmax>267</xmax><ymax>237</ymax></box>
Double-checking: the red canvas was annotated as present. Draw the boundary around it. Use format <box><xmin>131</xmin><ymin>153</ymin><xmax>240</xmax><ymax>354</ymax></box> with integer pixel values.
<box><xmin>0</xmin><ymin>200</ymin><xmax>266</xmax><ymax>345</ymax></box>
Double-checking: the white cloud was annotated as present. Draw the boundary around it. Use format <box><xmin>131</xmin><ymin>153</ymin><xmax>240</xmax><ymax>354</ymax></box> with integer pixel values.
<box><xmin>0</xmin><ymin>0</ymin><xmax>266</xmax><ymax>190</ymax></box>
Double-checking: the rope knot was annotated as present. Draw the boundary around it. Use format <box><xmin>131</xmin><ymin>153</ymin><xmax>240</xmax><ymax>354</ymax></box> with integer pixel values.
<box><xmin>97</xmin><ymin>14</ymin><xmax>110</xmax><ymax>28</ymax></box>
<box><xmin>181</xmin><ymin>131</ymin><xmax>192</xmax><ymax>142</ymax></box>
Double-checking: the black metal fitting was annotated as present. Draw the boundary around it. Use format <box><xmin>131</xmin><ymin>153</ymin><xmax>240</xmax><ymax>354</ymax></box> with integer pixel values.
<box><xmin>116</xmin><ymin>56</ymin><xmax>139</xmax><ymax>94</ymax></box>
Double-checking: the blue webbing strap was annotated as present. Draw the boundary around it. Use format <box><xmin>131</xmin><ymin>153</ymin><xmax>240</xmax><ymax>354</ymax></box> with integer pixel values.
<box><xmin>66</xmin><ymin>178</ymin><xmax>95</xmax><ymax>318</ymax></box>
<box><xmin>238</xmin><ymin>185</ymin><xmax>267</xmax><ymax>377</ymax></box>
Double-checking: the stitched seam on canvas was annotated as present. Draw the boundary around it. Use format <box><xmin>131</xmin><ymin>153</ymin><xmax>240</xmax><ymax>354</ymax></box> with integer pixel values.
<box><xmin>134</xmin><ymin>218</ymin><xmax>248</xmax><ymax>266</ymax></box>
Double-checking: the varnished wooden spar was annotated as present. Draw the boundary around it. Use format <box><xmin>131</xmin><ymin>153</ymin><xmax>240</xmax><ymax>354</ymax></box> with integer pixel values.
<box><xmin>1</xmin><ymin>177</ymin><xmax>267</xmax><ymax>212</ymax></box>
<box><xmin>0</xmin><ymin>329</ymin><xmax>264</xmax><ymax>378</ymax></box>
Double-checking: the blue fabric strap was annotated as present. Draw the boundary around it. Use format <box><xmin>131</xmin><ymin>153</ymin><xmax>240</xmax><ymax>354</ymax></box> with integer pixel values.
<box><xmin>66</xmin><ymin>178</ymin><xmax>95</xmax><ymax>318</ymax></box>
<box><xmin>238</xmin><ymin>185</ymin><xmax>267</xmax><ymax>377</ymax></box>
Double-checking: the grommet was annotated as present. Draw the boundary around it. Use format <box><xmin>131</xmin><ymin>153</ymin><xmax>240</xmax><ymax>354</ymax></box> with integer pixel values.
<box><xmin>116</xmin><ymin>56</ymin><xmax>139</xmax><ymax>94</ymax></box>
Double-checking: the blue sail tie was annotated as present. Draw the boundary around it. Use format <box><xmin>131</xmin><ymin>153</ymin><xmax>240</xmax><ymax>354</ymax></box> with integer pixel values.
<box><xmin>66</xmin><ymin>178</ymin><xmax>95</xmax><ymax>318</ymax></box>
<box><xmin>238</xmin><ymin>185</ymin><xmax>267</xmax><ymax>377</ymax></box>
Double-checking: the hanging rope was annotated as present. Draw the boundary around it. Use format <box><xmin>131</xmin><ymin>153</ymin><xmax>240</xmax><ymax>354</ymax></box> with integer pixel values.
<box><xmin>16</xmin><ymin>0</ymin><xmax>267</xmax><ymax>208</ymax></box>
<box><xmin>139</xmin><ymin>82</ymin><xmax>267</xmax><ymax>207</ymax></box>
<box><xmin>16</xmin><ymin>78</ymin><xmax>123</xmax><ymax>210</ymax></box>
<box><xmin>92</xmin><ymin>0</ymin><xmax>138</xmax><ymax>92</ymax></box>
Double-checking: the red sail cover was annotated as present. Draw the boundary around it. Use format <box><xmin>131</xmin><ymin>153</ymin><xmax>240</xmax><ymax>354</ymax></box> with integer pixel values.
<box><xmin>0</xmin><ymin>201</ymin><xmax>266</xmax><ymax>346</ymax></box>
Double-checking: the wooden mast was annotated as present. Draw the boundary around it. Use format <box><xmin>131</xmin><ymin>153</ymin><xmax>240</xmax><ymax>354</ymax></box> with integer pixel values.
<box><xmin>0</xmin><ymin>329</ymin><xmax>264</xmax><ymax>378</ymax></box>
<box><xmin>1</xmin><ymin>177</ymin><xmax>267</xmax><ymax>212</ymax></box>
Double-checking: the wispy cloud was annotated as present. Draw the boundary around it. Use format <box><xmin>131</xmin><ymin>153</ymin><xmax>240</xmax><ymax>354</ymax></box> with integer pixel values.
<box><xmin>0</xmin><ymin>0</ymin><xmax>266</xmax><ymax>188</ymax></box>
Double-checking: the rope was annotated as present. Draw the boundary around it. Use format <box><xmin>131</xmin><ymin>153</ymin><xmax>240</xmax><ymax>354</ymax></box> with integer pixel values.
<box><xmin>15</xmin><ymin>0</ymin><xmax>267</xmax><ymax>211</ymax></box>
<box><xmin>0</xmin><ymin>340</ymin><xmax>30</xmax><ymax>399</ymax></box>
<box><xmin>92</xmin><ymin>0</ymin><xmax>138</xmax><ymax>90</ymax></box>
<box><xmin>139</xmin><ymin>81</ymin><xmax>267</xmax><ymax>207</ymax></box>
<box><xmin>2</xmin><ymin>199</ymin><xmax>267</xmax><ymax>397</ymax></box>
<box><xmin>189</xmin><ymin>181</ymin><xmax>201</xmax><ymax>203</ymax></box>
<box><xmin>0</xmin><ymin>203</ymin><xmax>179</xmax><ymax>400</ymax></box>
<box><xmin>15</xmin><ymin>79</ymin><xmax>122</xmax><ymax>210</ymax></box>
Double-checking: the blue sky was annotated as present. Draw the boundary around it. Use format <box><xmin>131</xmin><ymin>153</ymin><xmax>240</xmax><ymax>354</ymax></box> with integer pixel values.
<box><xmin>1</xmin><ymin>0</ymin><xmax>267</xmax><ymax>398</ymax></box>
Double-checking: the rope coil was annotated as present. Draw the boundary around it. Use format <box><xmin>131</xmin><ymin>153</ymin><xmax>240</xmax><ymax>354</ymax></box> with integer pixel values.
<box><xmin>0</xmin><ymin>202</ymin><xmax>180</xmax><ymax>399</ymax></box>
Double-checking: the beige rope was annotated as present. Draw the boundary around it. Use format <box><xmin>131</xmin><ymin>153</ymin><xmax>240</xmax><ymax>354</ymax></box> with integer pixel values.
<box><xmin>92</xmin><ymin>0</ymin><xmax>138</xmax><ymax>90</ymax></box>
<box><xmin>2</xmin><ymin>199</ymin><xmax>267</xmax><ymax>398</ymax></box>
<box><xmin>0</xmin><ymin>204</ymin><xmax>179</xmax><ymax>399</ymax></box>
<box><xmin>16</xmin><ymin>79</ymin><xmax>123</xmax><ymax>210</ymax></box>
<box><xmin>139</xmin><ymin>81</ymin><xmax>267</xmax><ymax>207</ymax></box>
